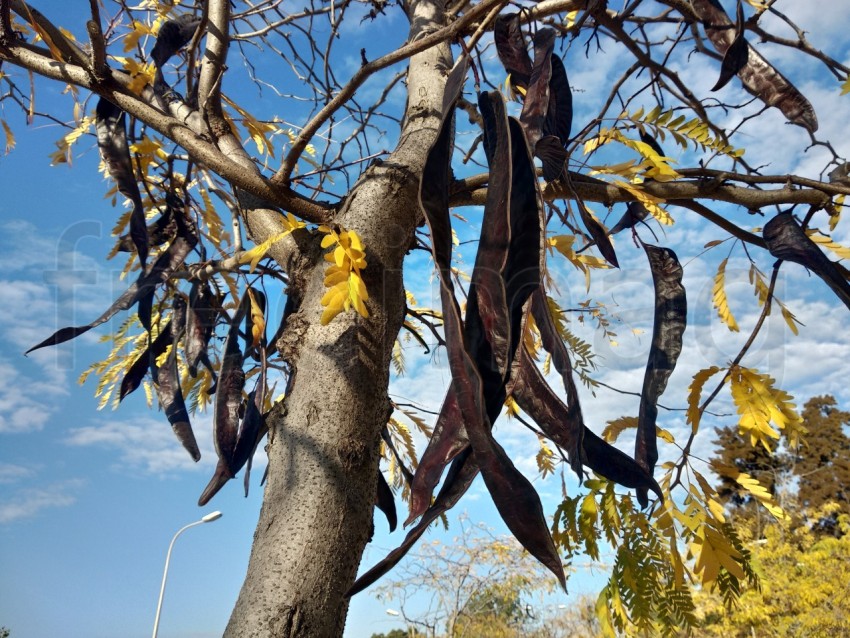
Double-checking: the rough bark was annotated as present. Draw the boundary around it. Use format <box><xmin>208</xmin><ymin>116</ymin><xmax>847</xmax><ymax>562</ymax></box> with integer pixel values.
<box><xmin>222</xmin><ymin>2</ymin><xmax>452</xmax><ymax>636</ymax></box>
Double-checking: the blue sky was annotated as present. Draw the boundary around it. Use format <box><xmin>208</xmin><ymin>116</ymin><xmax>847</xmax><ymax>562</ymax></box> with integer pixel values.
<box><xmin>3</xmin><ymin>2</ymin><xmax>850</xmax><ymax>637</ymax></box>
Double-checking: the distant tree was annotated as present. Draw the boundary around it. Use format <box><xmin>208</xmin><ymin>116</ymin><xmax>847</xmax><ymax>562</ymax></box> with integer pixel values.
<box><xmin>711</xmin><ymin>424</ymin><xmax>792</xmax><ymax>508</ymax></box>
<box><xmin>793</xmin><ymin>396</ymin><xmax>850</xmax><ymax>524</ymax></box>
<box><xmin>529</xmin><ymin>597</ymin><xmax>600</xmax><ymax>638</ymax></box>
<box><xmin>374</xmin><ymin>517</ymin><xmax>555</xmax><ymax>638</ymax></box>
<box><xmin>370</xmin><ymin>629</ymin><xmax>423</xmax><ymax>638</ymax></box>
<box><xmin>0</xmin><ymin>627</ymin><xmax>9</xmax><ymax>638</ymax></box>
<box><xmin>711</xmin><ymin>394</ymin><xmax>850</xmax><ymax>534</ymax></box>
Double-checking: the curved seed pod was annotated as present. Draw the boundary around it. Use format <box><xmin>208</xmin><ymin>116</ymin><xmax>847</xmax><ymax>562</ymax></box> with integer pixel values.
<box><xmin>349</xmin><ymin>449</ymin><xmax>480</xmax><ymax>597</ymax></box>
<box><xmin>232</xmin><ymin>347</ymin><xmax>267</xmax><ymax>486</ymax></box>
<box><xmin>763</xmin><ymin>212</ymin><xmax>850</xmax><ymax>310</ymax></box>
<box><xmin>153</xmin><ymin>346</ymin><xmax>200</xmax><ymax>462</ymax></box>
<box><xmin>213</xmin><ymin>294</ymin><xmax>249</xmax><ymax>474</ymax></box>
<box><xmin>511</xmin><ymin>346</ymin><xmax>662</xmax><ymax>498</ymax></box>
<box><xmin>419</xmin><ymin>82</ymin><xmax>565</xmax><ymax>589</ymax></box>
<box><xmin>636</xmin><ymin>245</ymin><xmax>686</xmax><ymax>507</ymax></box>
<box><xmin>150</xmin><ymin>304</ymin><xmax>199</xmax><ymax>462</ymax></box>
<box><xmin>116</xmin><ymin>205</ymin><xmax>176</xmax><ymax>253</ymax></box>
<box><xmin>608</xmin><ymin>201</ymin><xmax>650</xmax><ymax>236</ymax></box>
<box><xmin>185</xmin><ymin>280</ymin><xmax>219</xmax><ymax>377</ymax></box>
<box><xmin>375</xmin><ymin>470</ymin><xmax>397</xmax><ymax>533</ymax></box>
<box><xmin>520</xmin><ymin>28</ymin><xmax>555</xmax><ymax>149</ymax></box>
<box><xmin>525</xmin><ymin>289</ymin><xmax>585</xmax><ymax>475</ymax></box>
<box><xmin>494</xmin><ymin>13</ymin><xmax>532</xmax><ymax>90</ymax></box>
<box><xmin>405</xmin><ymin>60</ymin><xmax>470</xmax><ymax>523</ymax></box>
<box><xmin>580</xmin><ymin>205</ymin><xmax>619</xmax><ymax>268</ymax></box>
<box><xmin>405</xmin><ymin>390</ymin><xmax>466</xmax><ymax>524</ymax></box>
<box><xmin>96</xmin><ymin>98</ymin><xmax>148</xmax><ymax>267</ymax></box>
<box><xmin>198</xmin><ymin>458</ymin><xmax>232</xmax><ymax>507</ymax></box>
<box><xmin>151</xmin><ymin>14</ymin><xmax>202</xmax><ymax>68</ymax></box>
<box><xmin>545</xmin><ymin>53</ymin><xmax>572</xmax><ymax>145</ymax></box>
<box><xmin>27</xmin><ymin>208</ymin><xmax>197</xmax><ymax>354</ymax></box>
<box><xmin>119</xmin><ymin>319</ymin><xmax>172</xmax><ymax>401</ymax></box>
<box><xmin>150</xmin><ymin>12</ymin><xmax>202</xmax><ymax>95</ymax></box>
<box><xmin>535</xmin><ymin>135</ymin><xmax>568</xmax><ymax>182</ymax></box>
<box><xmin>582</xmin><ymin>428</ymin><xmax>663</xmax><ymax>497</ymax></box>
<box><xmin>408</xmin><ymin>90</ymin><xmax>541</xmax><ymax>526</ymax></box>
<box><xmin>691</xmin><ymin>0</ymin><xmax>817</xmax><ymax>132</ymax></box>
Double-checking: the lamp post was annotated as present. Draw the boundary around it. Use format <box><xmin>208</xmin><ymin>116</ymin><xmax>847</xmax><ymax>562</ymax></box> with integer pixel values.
<box><xmin>151</xmin><ymin>511</ymin><xmax>222</xmax><ymax>638</ymax></box>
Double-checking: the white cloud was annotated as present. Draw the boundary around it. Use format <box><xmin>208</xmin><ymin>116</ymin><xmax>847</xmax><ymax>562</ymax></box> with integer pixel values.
<box><xmin>0</xmin><ymin>478</ymin><xmax>85</xmax><ymax>524</ymax></box>
<box><xmin>65</xmin><ymin>413</ymin><xmax>220</xmax><ymax>475</ymax></box>
<box><xmin>0</xmin><ymin>462</ymin><xmax>35</xmax><ymax>483</ymax></box>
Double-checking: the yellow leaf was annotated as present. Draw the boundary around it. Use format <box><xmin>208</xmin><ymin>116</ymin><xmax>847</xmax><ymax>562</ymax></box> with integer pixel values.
<box><xmin>1</xmin><ymin>119</ymin><xmax>14</xmax><ymax>154</ymax></box>
<box><xmin>728</xmin><ymin>366</ymin><xmax>803</xmax><ymax>450</ymax></box>
<box><xmin>123</xmin><ymin>20</ymin><xmax>154</xmax><ymax>52</ymax></box>
<box><xmin>693</xmin><ymin>524</ymin><xmax>744</xmax><ymax>585</ymax></box>
<box><xmin>806</xmin><ymin>230</ymin><xmax>850</xmax><ymax>260</ymax></box>
<box><xmin>323</xmin><ymin>268</ymin><xmax>348</xmax><ymax>287</ymax></box>
<box><xmin>657</xmin><ymin>427</ymin><xmax>675</xmax><ymax>444</ymax></box>
<box><xmin>238</xmin><ymin>229</ymin><xmax>295</xmax><ymax>272</ymax></box>
<box><xmin>113</xmin><ymin>57</ymin><xmax>156</xmax><ymax>94</ymax></box>
<box><xmin>596</xmin><ymin>587</ymin><xmax>618</xmax><ymax>638</ymax></box>
<box><xmin>780</xmin><ymin>303</ymin><xmax>801</xmax><ymax>336</ymax></box>
<box><xmin>713</xmin><ymin>463</ymin><xmax>789</xmax><ymax>520</ymax></box>
<box><xmin>614</xmin><ymin>180</ymin><xmax>674</xmax><ymax>225</ymax></box>
<box><xmin>602</xmin><ymin>416</ymin><xmax>637</xmax><ymax>443</ymax></box>
<box><xmin>247</xmin><ymin>288</ymin><xmax>266</xmax><ymax>348</ymax></box>
<box><xmin>712</xmin><ymin>257</ymin><xmax>739</xmax><ymax>331</ymax></box>
<box><xmin>841</xmin><ymin>74</ymin><xmax>850</xmax><ymax>96</ymax></box>
<box><xmin>687</xmin><ymin>366</ymin><xmax>724</xmax><ymax>433</ymax></box>
<box><xmin>535</xmin><ymin>437</ymin><xmax>556</xmax><ymax>479</ymax></box>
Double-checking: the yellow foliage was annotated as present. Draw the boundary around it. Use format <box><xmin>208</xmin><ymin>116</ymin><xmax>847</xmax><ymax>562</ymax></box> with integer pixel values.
<box><xmin>247</xmin><ymin>288</ymin><xmax>266</xmax><ymax>349</ymax></box>
<box><xmin>601</xmin><ymin>416</ymin><xmax>637</xmax><ymax>442</ymax></box>
<box><xmin>687</xmin><ymin>366</ymin><xmax>724</xmax><ymax>433</ymax></box>
<box><xmin>548</xmin><ymin>234</ymin><xmax>610</xmax><ymax>291</ymax></box>
<box><xmin>805</xmin><ymin>229</ymin><xmax>850</xmax><ymax>259</ymax></box>
<box><xmin>692</xmin><ymin>522</ymin><xmax>745</xmax><ymax>585</ymax></box>
<box><xmin>49</xmin><ymin>115</ymin><xmax>95</xmax><ymax>166</ymax></box>
<box><xmin>695</xmin><ymin>507</ymin><xmax>850</xmax><ymax>637</ymax></box>
<box><xmin>613</xmin><ymin>179</ymin><xmax>675</xmax><ymax>225</ymax></box>
<box><xmin>728</xmin><ymin>365</ymin><xmax>804</xmax><ymax>450</ymax></box>
<box><xmin>584</xmin><ymin>127</ymin><xmax>681</xmax><ymax>182</ymax></box>
<box><xmin>712</xmin><ymin>257</ymin><xmax>739</xmax><ymax>331</ymax></box>
<box><xmin>534</xmin><ymin>437</ymin><xmax>556</xmax><ymax>479</ymax></box>
<box><xmin>129</xmin><ymin>136</ymin><xmax>168</xmax><ymax>175</ymax></box>
<box><xmin>112</xmin><ymin>57</ymin><xmax>156</xmax><ymax>94</ymax></box>
<box><xmin>318</xmin><ymin>225</ymin><xmax>370</xmax><ymax>325</ymax></box>
<box><xmin>238</xmin><ymin>212</ymin><xmax>306</xmax><ymax>272</ymax></box>
<box><xmin>2</xmin><ymin>119</ymin><xmax>14</xmax><ymax>154</ymax></box>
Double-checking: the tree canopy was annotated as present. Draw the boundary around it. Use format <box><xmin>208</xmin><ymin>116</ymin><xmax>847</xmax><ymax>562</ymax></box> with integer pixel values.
<box><xmin>2</xmin><ymin>1</ymin><xmax>850</xmax><ymax>636</ymax></box>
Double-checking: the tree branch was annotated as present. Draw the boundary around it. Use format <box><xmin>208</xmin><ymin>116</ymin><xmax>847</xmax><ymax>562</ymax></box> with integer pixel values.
<box><xmin>451</xmin><ymin>170</ymin><xmax>833</xmax><ymax>209</ymax></box>
<box><xmin>271</xmin><ymin>0</ymin><xmax>509</xmax><ymax>187</ymax></box>
<box><xmin>0</xmin><ymin>42</ymin><xmax>332</xmax><ymax>224</ymax></box>
<box><xmin>198</xmin><ymin>0</ymin><xmax>229</xmax><ymax>120</ymax></box>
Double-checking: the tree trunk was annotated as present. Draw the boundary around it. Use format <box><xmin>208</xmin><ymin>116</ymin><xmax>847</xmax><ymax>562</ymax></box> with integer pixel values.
<box><xmin>223</xmin><ymin>2</ymin><xmax>452</xmax><ymax>636</ymax></box>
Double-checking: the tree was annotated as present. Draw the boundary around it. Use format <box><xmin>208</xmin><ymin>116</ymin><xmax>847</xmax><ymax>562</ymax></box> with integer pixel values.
<box><xmin>370</xmin><ymin>630</ymin><xmax>424</xmax><ymax>638</ymax></box>
<box><xmin>711</xmin><ymin>424</ymin><xmax>793</xmax><ymax>521</ymax></box>
<box><xmin>711</xmin><ymin>394</ymin><xmax>850</xmax><ymax>533</ymax></box>
<box><xmin>373</xmin><ymin>517</ymin><xmax>556</xmax><ymax>638</ymax></box>
<box><xmin>2</xmin><ymin>1</ymin><xmax>850</xmax><ymax>636</ymax></box>
<box><xmin>693</xmin><ymin>505</ymin><xmax>850</xmax><ymax>637</ymax></box>
<box><xmin>794</xmin><ymin>396</ymin><xmax>850</xmax><ymax>522</ymax></box>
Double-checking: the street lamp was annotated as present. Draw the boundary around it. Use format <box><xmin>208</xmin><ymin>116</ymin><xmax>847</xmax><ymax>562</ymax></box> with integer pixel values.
<box><xmin>151</xmin><ymin>511</ymin><xmax>222</xmax><ymax>638</ymax></box>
